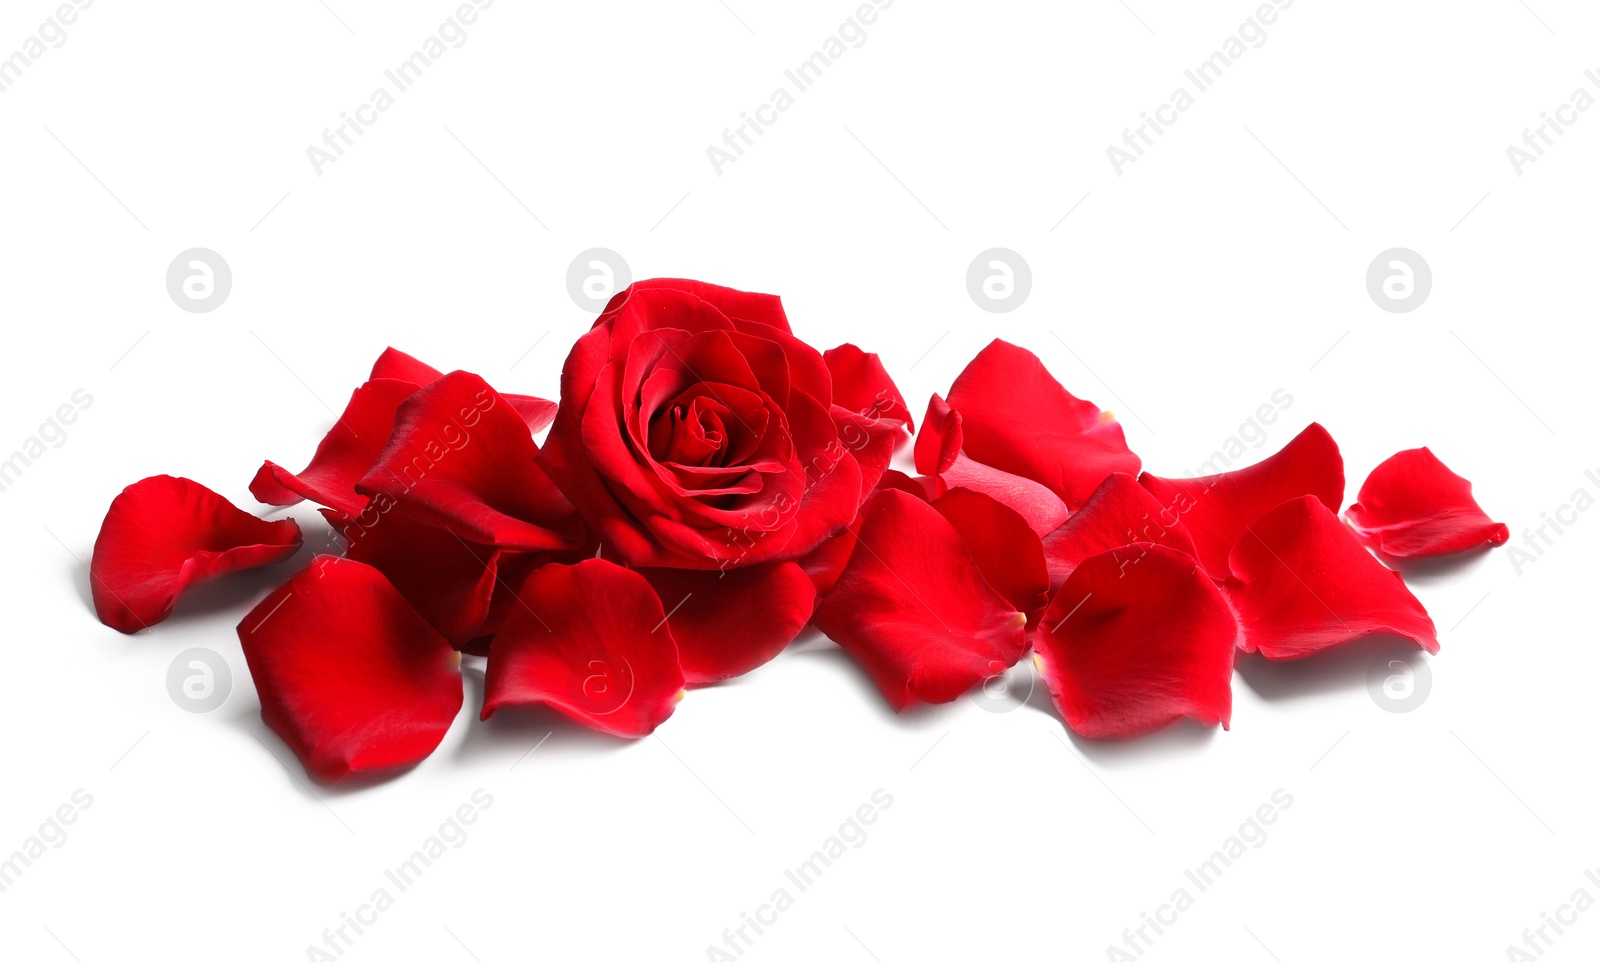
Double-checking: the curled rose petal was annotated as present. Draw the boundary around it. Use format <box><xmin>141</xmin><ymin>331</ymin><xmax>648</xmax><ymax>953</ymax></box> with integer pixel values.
<box><xmin>945</xmin><ymin>340</ymin><xmax>1140</xmax><ymax>510</ymax></box>
<box><xmin>481</xmin><ymin>559</ymin><xmax>684</xmax><ymax>737</ymax></box>
<box><xmin>1229</xmin><ymin>496</ymin><xmax>1439</xmax><ymax>659</ymax></box>
<box><xmin>1041</xmin><ymin>473</ymin><xmax>1199</xmax><ymax>593</ymax></box>
<box><xmin>1345</xmin><ymin>447</ymin><xmax>1509</xmax><ymax>558</ymax></box>
<box><xmin>914</xmin><ymin>395</ymin><xmax>1069</xmax><ymax>536</ymax></box>
<box><xmin>930</xmin><ymin>487</ymin><xmax>1050</xmax><ymax>624</ymax></box>
<box><xmin>638</xmin><ymin>562</ymin><xmax>815</xmax><ymax>685</ymax></box>
<box><xmin>369</xmin><ymin>346</ymin><xmax>443</xmax><ymax>385</ymax></box>
<box><xmin>357</xmin><ymin>371</ymin><xmax>578</xmax><ymax>552</ymax></box>
<box><xmin>1034</xmin><ymin>544</ymin><xmax>1237</xmax><ymax>739</ymax></box>
<box><xmin>812</xmin><ymin>489</ymin><xmax>1028</xmax><ymax>710</ymax></box>
<box><xmin>237</xmin><ymin>557</ymin><xmax>463</xmax><ymax>781</ymax></box>
<box><xmin>1138</xmin><ymin>423</ymin><xmax>1344</xmax><ymax>580</ymax></box>
<box><xmin>249</xmin><ymin>377</ymin><xmax>419</xmax><ymax>516</ymax></box>
<box><xmin>91</xmin><ymin>476</ymin><xmax>302</xmax><ymax>634</ymax></box>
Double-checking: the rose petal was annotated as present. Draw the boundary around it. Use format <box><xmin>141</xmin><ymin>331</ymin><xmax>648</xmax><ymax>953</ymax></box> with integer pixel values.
<box><xmin>1138</xmin><ymin>423</ymin><xmax>1344</xmax><ymax>580</ymax></box>
<box><xmin>945</xmin><ymin>340</ymin><xmax>1140</xmax><ymax>509</ymax></box>
<box><xmin>91</xmin><ymin>476</ymin><xmax>302</xmax><ymax>634</ymax></box>
<box><xmin>931</xmin><ymin>487</ymin><xmax>1050</xmax><ymax>624</ymax></box>
<box><xmin>481</xmin><ymin>559</ymin><xmax>684</xmax><ymax>737</ymax></box>
<box><xmin>1034</xmin><ymin>544</ymin><xmax>1237</xmax><ymax>739</ymax></box>
<box><xmin>1345</xmin><ymin>447</ymin><xmax>1509</xmax><ymax>557</ymax></box>
<box><xmin>638</xmin><ymin>562</ymin><xmax>815</xmax><ymax>684</ymax></box>
<box><xmin>1041</xmin><ymin>473</ymin><xmax>1199</xmax><ymax>593</ymax></box>
<box><xmin>812</xmin><ymin>489</ymin><xmax>1028</xmax><ymax>710</ymax></box>
<box><xmin>1229</xmin><ymin>496</ymin><xmax>1439</xmax><ymax>659</ymax></box>
<box><xmin>327</xmin><ymin>508</ymin><xmax>502</xmax><ymax>648</ymax></box>
<box><xmin>602</xmin><ymin>278</ymin><xmax>791</xmax><ymax>335</ymax></box>
<box><xmin>357</xmin><ymin>372</ymin><xmax>578</xmax><ymax>552</ymax></box>
<box><xmin>823</xmin><ymin>344</ymin><xmax>913</xmax><ymax>427</ymax></box>
<box><xmin>249</xmin><ymin>377</ymin><xmax>419</xmax><ymax>516</ymax></box>
<box><xmin>237</xmin><ymin>557</ymin><xmax>463</xmax><ymax>781</ymax></box>
<box><xmin>369</xmin><ymin>346</ymin><xmax>443</xmax><ymax>385</ymax></box>
<box><xmin>913</xmin><ymin>395</ymin><xmax>1069</xmax><ymax>536</ymax></box>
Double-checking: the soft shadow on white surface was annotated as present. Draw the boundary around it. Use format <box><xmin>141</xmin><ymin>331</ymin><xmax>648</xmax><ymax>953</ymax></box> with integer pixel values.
<box><xmin>1233</xmin><ymin>633</ymin><xmax>1429</xmax><ymax>701</ymax></box>
<box><xmin>1374</xmin><ymin>545</ymin><xmax>1497</xmax><ymax>586</ymax></box>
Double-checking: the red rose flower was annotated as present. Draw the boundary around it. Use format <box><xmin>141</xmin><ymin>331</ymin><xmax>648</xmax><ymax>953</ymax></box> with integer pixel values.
<box><xmin>539</xmin><ymin>279</ymin><xmax>911</xmax><ymax>684</ymax></box>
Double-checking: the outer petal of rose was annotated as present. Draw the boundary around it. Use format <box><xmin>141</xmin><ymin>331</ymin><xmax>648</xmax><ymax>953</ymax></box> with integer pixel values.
<box><xmin>91</xmin><ymin>476</ymin><xmax>302</xmax><ymax>634</ymax></box>
<box><xmin>1345</xmin><ymin>447</ymin><xmax>1509</xmax><ymax>558</ymax></box>
<box><xmin>1041</xmin><ymin>473</ymin><xmax>1199</xmax><ymax>592</ymax></box>
<box><xmin>1138</xmin><ymin>423</ymin><xmax>1344</xmax><ymax>580</ymax></box>
<box><xmin>250</xmin><ymin>377</ymin><xmax>420</xmax><ymax>516</ymax></box>
<box><xmin>1034</xmin><ymin>544</ymin><xmax>1237</xmax><ymax>739</ymax></box>
<box><xmin>1229</xmin><ymin>496</ymin><xmax>1439</xmax><ymax>659</ymax></box>
<box><xmin>945</xmin><ymin>340</ymin><xmax>1140</xmax><ymax>509</ymax></box>
<box><xmin>812</xmin><ymin>489</ymin><xmax>1028</xmax><ymax>710</ymax></box>
<box><xmin>600</xmin><ymin>278</ymin><xmax>791</xmax><ymax>335</ymax></box>
<box><xmin>823</xmin><ymin>344</ymin><xmax>913</xmax><ymax>427</ymax></box>
<box><xmin>481</xmin><ymin>559</ymin><xmax>684</xmax><ymax>737</ymax></box>
<box><xmin>357</xmin><ymin>371</ymin><xmax>578</xmax><ymax>552</ymax></box>
<box><xmin>931</xmin><ymin>487</ymin><xmax>1050</xmax><ymax>624</ymax></box>
<box><xmin>327</xmin><ymin>508</ymin><xmax>501</xmax><ymax>648</ymax></box>
<box><xmin>237</xmin><ymin>557</ymin><xmax>463</xmax><ymax>782</ymax></box>
<box><xmin>796</xmin><ymin>515</ymin><xmax>862</xmax><ymax>600</ymax></box>
<box><xmin>638</xmin><ymin>562</ymin><xmax>815</xmax><ymax>685</ymax></box>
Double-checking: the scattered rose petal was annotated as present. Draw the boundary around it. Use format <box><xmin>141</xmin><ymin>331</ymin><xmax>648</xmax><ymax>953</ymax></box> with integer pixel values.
<box><xmin>1034</xmin><ymin>544</ymin><xmax>1237</xmax><ymax>739</ymax></box>
<box><xmin>237</xmin><ymin>556</ymin><xmax>463</xmax><ymax>781</ymax></box>
<box><xmin>91</xmin><ymin>476</ymin><xmax>302</xmax><ymax>634</ymax></box>
<box><xmin>1229</xmin><ymin>496</ymin><xmax>1438</xmax><ymax>659</ymax></box>
<box><xmin>481</xmin><ymin>559</ymin><xmax>685</xmax><ymax>737</ymax></box>
<box><xmin>639</xmin><ymin>562</ymin><xmax>815</xmax><ymax>685</ymax></box>
<box><xmin>813</xmin><ymin>489</ymin><xmax>1028</xmax><ymax>710</ymax></box>
<box><xmin>930</xmin><ymin>487</ymin><xmax>1050</xmax><ymax>624</ymax></box>
<box><xmin>1138</xmin><ymin>423</ymin><xmax>1344</xmax><ymax>580</ymax></box>
<box><xmin>1345</xmin><ymin>447</ymin><xmax>1509</xmax><ymax>557</ymax></box>
<box><xmin>913</xmin><ymin>394</ymin><xmax>1070</xmax><ymax>536</ymax></box>
<box><xmin>945</xmin><ymin>340</ymin><xmax>1140</xmax><ymax>510</ymax></box>
<box><xmin>1041</xmin><ymin>472</ymin><xmax>1199</xmax><ymax>593</ymax></box>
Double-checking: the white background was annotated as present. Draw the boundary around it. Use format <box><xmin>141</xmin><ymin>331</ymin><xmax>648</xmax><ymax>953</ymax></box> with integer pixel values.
<box><xmin>2</xmin><ymin>1</ymin><xmax>1595</xmax><ymax>959</ymax></box>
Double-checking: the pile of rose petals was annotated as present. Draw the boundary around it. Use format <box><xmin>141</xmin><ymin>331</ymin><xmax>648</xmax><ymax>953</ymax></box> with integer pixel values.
<box><xmin>87</xmin><ymin>279</ymin><xmax>1506</xmax><ymax>781</ymax></box>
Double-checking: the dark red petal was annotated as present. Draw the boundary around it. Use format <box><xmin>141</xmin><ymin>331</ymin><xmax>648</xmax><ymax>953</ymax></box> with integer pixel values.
<box><xmin>1345</xmin><ymin>448</ymin><xmax>1509</xmax><ymax>558</ymax></box>
<box><xmin>1138</xmin><ymin>423</ymin><xmax>1344</xmax><ymax>580</ymax></box>
<box><xmin>931</xmin><ymin>487</ymin><xmax>1050</xmax><ymax>623</ymax></box>
<box><xmin>1229</xmin><ymin>496</ymin><xmax>1439</xmax><ymax>659</ymax></box>
<box><xmin>945</xmin><ymin>340</ymin><xmax>1140</xmax><ymax>509</ymax></box>
<box><xmin>249</xmin><ymin>377</ymin><xmax>420</xmax><ymax>516</ymax></box>
<box><xmin>237</xmin><ymin>557</ymin><xmax>463</xmax><ymax>781</ymax></box>
<box><xmin>1034</xmin><ymin>544</ymin><xmax>1237</xmax><ymax>739</ymax></box>
<box><xmin>812</xmin><ymin>489</ymin><xmax>1028</xmax><ymax>710</ymax></box>
<box><xmin>824</xmin><ymin>344</ymin><xmax>913</xmax><ymax>427</ymax></box>
<box><xmin>369</xmin><ymin>346</ymin><xmax>443</xmax><ymax>385</ymax></box>
<box><xmin>357</xmin><ymin>371</ymin><xmax>577</xmax><ymax>551</ymax></box>
<box><xmin>1041</xmin><ymin>473</ymin><xmax>1199</xmax><ymax>592</ymax></box>
<box><xmin>481</xmin><ymin>560</ymin><xmax>684</xmax><ymax>737</ymax></box>
<box><xmin>638</xmin><ymin>562</ymin><xmax>815</xmax><ymax>684</ymax></box>
<box><xmin>91</xmin><ymin>476</ymin><xmax>302</xmax><ymax>634</ymax></box>
<box><xmin>328</xmin><ymin>508</ymin><xmax>501</xmax><ymax>648</ymax></box>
